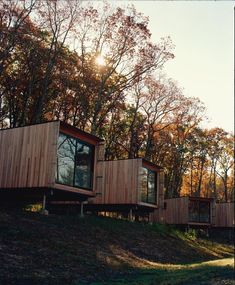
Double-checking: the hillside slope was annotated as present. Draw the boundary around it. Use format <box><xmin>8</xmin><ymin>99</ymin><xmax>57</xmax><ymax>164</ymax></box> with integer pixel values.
<box><xmin>0</xmin><ymin>210</ymin><xmax>234</xmax><ymax>285</ymax></box>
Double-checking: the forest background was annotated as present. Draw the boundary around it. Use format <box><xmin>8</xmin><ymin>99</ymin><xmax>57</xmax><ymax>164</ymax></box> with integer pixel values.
<box><xmin>0</xmin><ymin>0</ymin><xmax>233</xmax><ymax>201</ymax></box>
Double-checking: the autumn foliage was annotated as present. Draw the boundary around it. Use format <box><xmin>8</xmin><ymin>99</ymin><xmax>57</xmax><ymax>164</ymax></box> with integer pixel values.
<box><xmin>0</xmin><ymin>0</ymin><xmax>233</xmax><ymax>201</ymax></box>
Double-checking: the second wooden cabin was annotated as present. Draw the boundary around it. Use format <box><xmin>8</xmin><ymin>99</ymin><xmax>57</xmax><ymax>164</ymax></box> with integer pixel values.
<box><xmin>86</xmin><ymin>158</ymin><xmax>164</xmax><ymax>217</ymax></box>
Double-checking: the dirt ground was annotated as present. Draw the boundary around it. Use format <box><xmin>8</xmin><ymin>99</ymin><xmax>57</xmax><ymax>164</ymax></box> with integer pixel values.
<box><xmin>0</xmin><ymin>210</ymin><xmax>234</xmax><ymax>284</ymax></box>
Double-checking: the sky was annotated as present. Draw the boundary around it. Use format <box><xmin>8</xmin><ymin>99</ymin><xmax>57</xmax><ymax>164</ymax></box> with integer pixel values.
<box><xmin>117</xmin><ymin>1</ymin><xmax>234</xmax><ymax>133</ymax></box>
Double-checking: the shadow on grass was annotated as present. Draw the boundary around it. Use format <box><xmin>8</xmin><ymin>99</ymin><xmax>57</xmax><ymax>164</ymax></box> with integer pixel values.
<box><xmin>89</xmin><ymin>258</ymin><xmax>235</xmax><ymax>285</ymax></box>
<box><xmin>0</xmin><ymin>211</ymin><xmax>234</xmax><ymax>285</ymax></box>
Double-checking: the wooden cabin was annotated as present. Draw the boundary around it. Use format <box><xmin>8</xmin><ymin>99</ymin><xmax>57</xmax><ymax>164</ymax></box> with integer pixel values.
<box><xmin>0</xmin><ymin>121</ymin><xmax>104</xmax><ymax>205</ymax></box>
<box><xmin>85</xmin><ymin>158</ymin><xmax>165</xmax><ymax>218</ymax></box>
<box><xmin>215</xmin><ymin>202</ymin><xmax>234</xmax><ymax>228</ymax></box>
<box><xmin>150</xmin><ymin>196</ymin><xmax>215</xmax><ymax>226</ymax></box>
<box><xmin>0</xmin><ymin>121</ymin><xmax>163</xmax><ymax>218</ymax></box>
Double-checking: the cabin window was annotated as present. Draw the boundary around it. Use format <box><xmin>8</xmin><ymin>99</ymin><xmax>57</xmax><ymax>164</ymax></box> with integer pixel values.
<box><xmin>74</xmin><ymin>142</ymin><xmax>93</xmax><ymax>189</ymax></box>
<box><xmin>141</xmin><ymin>167</ymin><xmax>157</xmax><ymax>204</ymax></box>
<box><xmin>188</xmin><ymin>200</ymin><xmax>210</xmax><ymax>223</ymax></box>
<box><xmin>56</xmin><ymin>132</ymin><xmax>94</xmax><ymax>190</ymax></box>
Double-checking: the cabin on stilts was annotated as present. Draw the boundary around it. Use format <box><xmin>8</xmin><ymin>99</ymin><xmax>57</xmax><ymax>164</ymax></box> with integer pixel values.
<box><xmin>85</xmin><ymin>158</ymin><xmax>165</xmax><ymax>220</ymax></box>
<box><xmin>0</xmin><ymin>121</ymin><xmax>233</xmax><ymax>226</ymax></box>
<box><xmin>150</xmin><ymin>196</ymin><xmax>215</xmax><ymax>227</ymax></box>
<box><xmin>0</xmin><ymin>121</ymin><xmax>164</xmax><ymax>219</ymax></box>
<box><xmin>0</xmin><ymin>121</ymin><xmax>104</xmax><ymax>212</ymax></box>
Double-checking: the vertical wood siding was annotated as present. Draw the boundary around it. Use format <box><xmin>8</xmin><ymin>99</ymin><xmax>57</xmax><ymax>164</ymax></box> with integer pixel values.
<box><xmin>215</xmin><ymin>203</ymin><xmax>234</xmax><ymax>227</ymax></box>
<box><xmin>94</xmin><ymin>159</ymin><xmax>142</xmax><ymax>204</ymax></box>
<box><xmin>163</xmin><ymin>197</ymin><xmax>189</xmax><ymax>224</ymax></box>
<box><xmin>0</xmin><ymin>122</ymin><xmax>59</xmax><ymax>189</ymax></box>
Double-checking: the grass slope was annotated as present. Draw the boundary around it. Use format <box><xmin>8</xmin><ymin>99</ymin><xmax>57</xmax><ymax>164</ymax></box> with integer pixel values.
<box><xmin>0</xmin><ymin>210</ymin><xmax>234</xmax><ymax>285</ymax></box>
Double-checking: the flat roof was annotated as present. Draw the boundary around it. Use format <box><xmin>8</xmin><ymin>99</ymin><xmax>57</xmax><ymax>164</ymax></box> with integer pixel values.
<box><xmin>101</xmin><ymin>157</ymin><xmax>163</xmax><ymax>170</ymax></box>
<box><xmin>0</xmin><ymin>120</ymin><xmax>104</xmax><ymax>142</ymax></box>
<box><xmin>165</xmin><ymin>196</ymin><xmax>214</xmax><ymax>201</ymax></box>
<box><xmin>59</xmin><ymin>121</ymin><xmax>104</xmax><ymax>143</ymax></box>
<box><xmin>142</xmin><ymin>158</ymin><xmax>164</xmax><ymax>170</ymax></box>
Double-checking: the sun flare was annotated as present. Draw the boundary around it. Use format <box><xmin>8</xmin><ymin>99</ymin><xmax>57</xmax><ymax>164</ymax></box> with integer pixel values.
<box><xmin>95</xmin><ymin>55</ymin><xmax>106</xmax><ymax>66</ymax></box>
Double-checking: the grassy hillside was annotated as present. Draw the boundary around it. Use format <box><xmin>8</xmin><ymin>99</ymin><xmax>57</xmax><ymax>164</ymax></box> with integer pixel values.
<box><xmin>0</xmin><ymin>209</ymin><xmax>234</xmax><ymax>285</ymax></box>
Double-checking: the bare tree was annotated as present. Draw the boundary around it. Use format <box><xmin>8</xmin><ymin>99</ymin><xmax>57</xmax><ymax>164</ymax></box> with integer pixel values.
<box><xmin>31</xmin><ymin>0</ymin><xmax>81</xmax><ymax>123</ymax></box>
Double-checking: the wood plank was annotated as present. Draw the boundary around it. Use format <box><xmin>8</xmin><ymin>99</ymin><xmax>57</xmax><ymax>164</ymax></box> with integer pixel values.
<box><xmin>94</xmin><ymin>159</ymin><xmax>140</xmax><ymax>205</ymax></box>
<box><xmin>0</xmin><ymin>122</ymin><xmax>59</xmax><ymax>189</ymax></box>
<box><xmin>161</xmin><ymin>197</ymin><xmax>188</xmax><ymax>224</ymax></box>
<box><xmin>215</xmin><ymin>203</ymin><xmax>234</xmax><ymax>227</ymax></box>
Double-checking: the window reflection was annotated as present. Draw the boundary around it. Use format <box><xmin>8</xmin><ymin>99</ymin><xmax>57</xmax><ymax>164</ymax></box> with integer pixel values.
<box><xmin>188</xmin><ymin>200</ymin><xmax>199</xmax><ymax>222</ymax></box>
<box><xmin>148</xmin><ymin>171</ymin><xmax>156</xmax><ymax>204</ymax></box>
<box><xmin>188</xmin><ymin>200</ymin><xmax>210</xmax><ymax>223</ymax></box>
<box><xmin>75</xmin><ymin>143</ymin><xmax>93</xmax><ymax>189</ymax></box>
<box><xmin>199</xmin><ymin>202</ymin><xmax>210</xmax><ymax>223</ymax></box>
<box><xmin>141</xmin><ymin>168</ymin><xmax>148</xmax><ymax>202</ymax></box>
<box><xmin>141</xmin><ymin>167</ymin><xmax>157</xmax><ymax>204</ymax></box>
<box><xmin>56</xmin><ymin>132</ymin><xmax>94</xmax><ymax>190</ymax></box>
<box><xmin>57</xmin><ymin>134</ymin><xmax>76</xmax><ymax>186</ymax></box>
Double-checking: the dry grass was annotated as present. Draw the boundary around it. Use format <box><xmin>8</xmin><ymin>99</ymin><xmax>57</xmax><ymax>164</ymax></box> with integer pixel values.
<box><xmin>0</xmin><ymin>209</ymin><xmax>234</xmax><ymax>285</ymax></box>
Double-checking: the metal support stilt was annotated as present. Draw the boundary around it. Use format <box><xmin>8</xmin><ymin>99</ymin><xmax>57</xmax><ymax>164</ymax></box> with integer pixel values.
<box><xmin>41</xmin><ymin>194</ymin><xmax>48</xmax><ymax>215</ymax></box>
<box><xmin>80</xmin><ymin>202</ymin><xmax>84</xmax><ymax>218</ymax></box>
<box><xmin>42</xmin><ymin>194</ymin><xmax>46</xmax><ymax>210</ymax></box>
<box><xmin>129</xmin><ymin>208</ymin><xmax>133</xmax><ymax>222</ymax></box>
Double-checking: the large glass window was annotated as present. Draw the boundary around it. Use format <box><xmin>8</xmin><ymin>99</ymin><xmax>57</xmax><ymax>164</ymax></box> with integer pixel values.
<box><xmin>74</xmin><ymin>142</ymin><xmax>93</xmax><ymax>189</ymax></box>
<box><xmin>57</xmin><ymin>133</ymin><xmax>76</xmax><ymax>186</ymax></box>
<box><xmin>199</xmin><ymin>202</ymin><xmax>210</xmax><ymax>223</ymax></box>
<box><xmin>141</xmin><ymin>167</ymin><xmax>157</xmax><ymax>204</ymax></box>
<box><xmin>56</xmin><ymin>133</ymin><xmax>94</xmax><ymax>190</ymax></box>
<box><xmin>188</xmin><ymin>200</ymin><xmax>210</xmax><ymax>223</ymax></box>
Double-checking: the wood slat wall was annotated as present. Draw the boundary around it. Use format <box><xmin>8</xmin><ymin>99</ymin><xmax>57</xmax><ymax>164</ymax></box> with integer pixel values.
<box><xmin>94</xmin><ymin>159</ymin><xmax>142</xmax><ymax>205</ymax></box>
<box><xmin>215</xmin><ymin>203</ymin><xmax>234</xmax><ymax>227</ymax></box>
<box><xmin>163</xmin><ymin>197</ymin><xmax>189</xmax><ymax>224</ymax></box>
<box><xmin>0</xmin><ymin>122</ymin><xmax>59</xmax><ymax>189</ymax></box>
<box><xmin>211</xmin><ymin>200</ymin><xmax>216</xmax><ymax>226</ymax></box>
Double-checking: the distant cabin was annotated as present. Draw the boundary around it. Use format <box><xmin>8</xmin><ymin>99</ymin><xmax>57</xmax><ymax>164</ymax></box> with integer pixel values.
<box><xmin>150</xmin><ymin>197</ymin><xmax>216</xmax><ymax>227</ymax></box>
<box><xmin>0</xmin><ymin>121</ymin><xmax>104</xmax><ymax>205</ymax></box>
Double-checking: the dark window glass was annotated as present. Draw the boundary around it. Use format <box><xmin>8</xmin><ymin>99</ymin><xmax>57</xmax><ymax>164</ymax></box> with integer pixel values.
<box><xmin>74</xmin><ymin>142</ymin><xmax>93</xmax><ymax>189</ymax></box>
<box><xmin>199</xmin><ymin>202</ymin><xmax>210</xmax><ymax>223</ymax></box>
<box><xmin>188</xmin><ymin>200</ymin><xmax>210</xmax><ymax>223</ymax></box>
<box><xmin>148</xmin><ymin>171</ymin><xmax>156</xmax><ymax>204</ymax></box>
<box><xmin>141</xmin><ymin>168</ymin><xmax>148</xmax><ymax>203</ymax></box>
<box><xmin>57</xmin><ymin>133</ymin><xmax>76</xmax><ymax>186</ymax></box>
<box><xmin>141</xmin><ymin>167</ymin><xmax>157</xmax><ymax>204</ymax></box>
<box><xmin>56</xmin><ymin>132</ymin><xmax>94</xmax><ymax>190</ymax></box>
<box><xmin>189</xmin><ymin>200</ymin><xmax>199</xmax><ymax>223</ymax></box>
